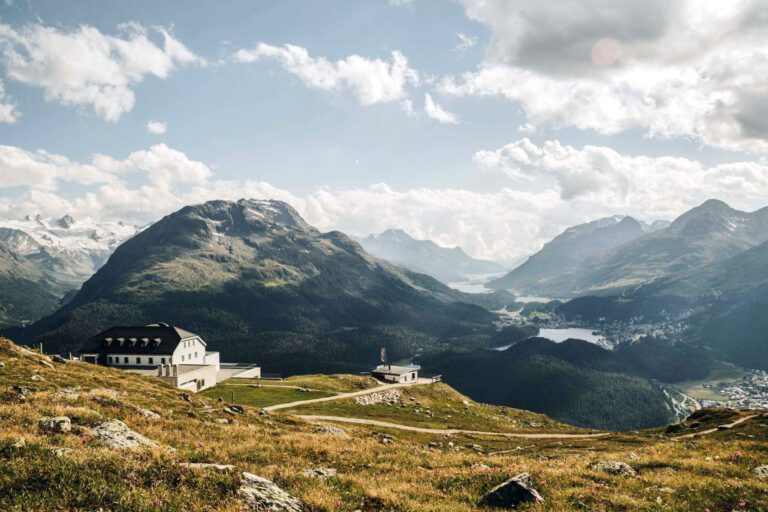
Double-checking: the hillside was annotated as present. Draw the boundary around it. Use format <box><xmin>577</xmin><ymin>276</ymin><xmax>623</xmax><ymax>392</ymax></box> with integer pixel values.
<box><xmin>2</xmin><ymin>337</ymin><xmax>767</xmax><ymax>511</ymax></box>
<box><xmin>488</xmin><ymin>215</ymin><xmax>661</xmax><ymax>296</ymax></box>
<box><xmin>16</xmin><ymin>199</ymin><xmax>503</xmax><ymax>374</ymax></box>
<box><xmin>422</xmin><ymin>337</ymin><xmax>698</xmax><ymax>431</ymax></box>
<box><xmin>356</xmin><ymin>229</ymin><xmax>505</xmax><ymax>283</ymax></box>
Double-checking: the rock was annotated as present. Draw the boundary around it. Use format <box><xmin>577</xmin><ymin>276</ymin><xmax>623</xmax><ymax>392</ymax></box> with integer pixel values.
<box><xmin>468</xmin><ymin>443</ymin><xmax>483</xmax><ymax>453</ymax></box>
<box><xmin>428</xmin><ymin>442</ymin><xmax>440</xmax><ymax>449</ymax></box>
<box><xmin>627</xmin><ymin>452</ymin><xmax>640</xmax><ymax>461</ymax></box>
<box><xmin>52</xmin><ymin>447</ymin><xmax>73</xmax><ymax>458</ymax></box>
<box><xmin>180</xmin><ymin>462</ymin><xmax>235</xmax><ymax>472</ymax></box>
<box><xmin>355</xmin><ymin>390</ymin><xmax>402</xmax><ymax>406</ymax></box>
<box><xmin>238</xmin><ymin>472</ymin><xmax>306</xmax><ymax>512</ymax></box>
<box><xmin>592</xmin><ymin>461</ymin><xmax>637</xmax><ymax>477</ymax></box>
<box><xmin>716</xmin><ymin>423</ymin><xmax>733</xmax><ymax>431</ymax></box>
<box><xmin>30</xmin><ymin>374</ymin><xmax>45</xmax><ymax>381</ymax></box>
<box><xmin>13</xmin><ymin>385</ymin><xmax>36</xmax><ymax>394</ymax></box>
<box><xmin>11</xmin><ymin>438</ymin><xmax>25</xmax><ymax>449</ymax></box>
<box><xmin>2</xmin><ymin>390</ymin><xmax>26</xmax><ymax>403</ymax></box>
<box><xmin>38</xmin><ymin>359</ymin><xmax>54</xmax><ymax>369</ymax></box>
<box><xmin>472</xmin><ymin>463</ymin><xmax>491</xmax><ymax>470</ymax></box>
<box><xmin>379</xmin><ymin>433</ymin><xmax>395</xmax><ymax>444</ymax></box>
<box><xmin>0</xmin><ymin>362</ymin><xmax>5</xmax><ymax>370</ymax></box>
<box><xmin>87</xmin><ymin>389</ymin><xmax>120</xmax><ymax>399</ymax></box>
<box><xmin>135</xmin><ymin>408</ymin><xmax>161</xmax><ymax>419</ymax></box>
<box><xmin>38</xmin><ymin>416</ymin><xmax>72</xmax><ymax>433</ymax></box>
<box><xmin>313</xmin><ymin>424</ymin><xmax>348</xmax><ymax>437</ymax></box>
<box><xmin>303</xmin><ymin>467</ymin><xmax>337</xmax><ymax>479</ymax></box>
<box><xmin>91</xmin><ymin>419</ymin><xmax>159</xmax><ymax>450</ymax></box>
<box><xmin>752</xmin><ymin>466</ymin><xmax>768</xmax><ymax>479</ymax></box>
<box><xmin>215</xmin><ymin>418</ymin><xmax>232</xmax><ymax>424</ymax></box>
<box><xmin>52</xmin><ymin>355</ymin><xmax>68</xmax><ymax>364</ymax></box>
<box><xmin>230</xmin><ymin>405</ymin><xmax>246</xmax><ymax>414</ymax></box>
<box><xmin>479</xmin><ymin>473</ymin><xmax>544</xmax><ymax>508</ymax></box>
<box><xmin>180</xmin><ymin>393</ymin><xmax>193</xmax><ymax>403</ymax></box>
<box><xmin>52</xmin><ymin>388</ymin><xmax>81</xmax><ymax>400</ymax></box>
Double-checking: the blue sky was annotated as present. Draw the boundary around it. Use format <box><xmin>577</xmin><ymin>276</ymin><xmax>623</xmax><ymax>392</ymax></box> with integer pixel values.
<box><xmin>1</xmin><ymin>0</ymin><xmax>767</xmax><ymax>263</ymax></box>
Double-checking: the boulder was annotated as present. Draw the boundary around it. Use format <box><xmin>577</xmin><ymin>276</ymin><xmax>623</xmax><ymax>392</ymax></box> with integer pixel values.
<box><xmin>753</xmin><ymin>466</ymin><xmax>768</xmax><ymax>479</ymax></box>
<box><xmin>52</xmin><ymin>388</ymin><xmax>81</xmax><ymax>401</ymax></box>
<box><xmin>30</xmin><ymin>374</ymin><xmax>45</xmax><ymax>381</ymax></box>
<box><xmin>37</xmin><ymin>416</ymin><xmax>72</xmax><ymax>433</ymax></box>
<box><xmin>135</xmin><ymin>408</ymin><xmax>161</xmax><ymax>419</ymax></box>
<box><xmin>52</xmin><ymin>447</ymin><xmax>73</xmax><ymax>458</ymax></box>
<box><xmin>592</xmin><ymin>461</ymin><xmax>637</xmax><ymax>477</ymax></box>
<box><xmin>313</xmin><ymin>424</ymin><xmax>348</xmax><ymax>437</ymax></box>
<box><xmin>479</xmin><ymin>473</ymin><xmax>544</xmax><ymax>508</ymax></box>
<box><xmin>238</xmin><ymin>472</ymin><xmax>306</xmax><ymax>512</ymax></box>
<box><xmin>303</xmin><ymin>467</ymin><xmax>337</xmax><ymax>480</ymax></box>
<box><xmin>52</xmin><ymin>355</ymin><xmax>68</xmax><ymax>364</ymax></box>
<box><xmin>91</xmin><ymin>419</ymin><xmax>159</xmax><ymax>450</ymax></box>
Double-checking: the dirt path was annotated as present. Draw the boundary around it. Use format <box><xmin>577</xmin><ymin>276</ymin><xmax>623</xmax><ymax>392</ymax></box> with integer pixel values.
<box><xmin>673</xmin><ymin>414</ymin><xmax>758</xmax><ymax>440</ymax></box>
<box><xmin>263</xmin><ymin>379</ymin><xmax>432</xmax><ymax>412</ymax></box>
<box><xmin>296</xmin><ymin>414</ymin><xmax>610</xmax><ymax>439</ymax></box>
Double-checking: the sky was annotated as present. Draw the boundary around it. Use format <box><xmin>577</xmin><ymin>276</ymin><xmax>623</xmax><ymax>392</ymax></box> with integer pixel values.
<box><xmin>1</xmin><ymin>0</ymin><xmax>768</xmax><ymax>264</ymax></box>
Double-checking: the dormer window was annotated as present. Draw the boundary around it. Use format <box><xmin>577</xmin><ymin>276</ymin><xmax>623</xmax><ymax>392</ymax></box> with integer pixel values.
<box><xmin>103</xmin><ymin>337</ymin><xmax>113</xmax><ymax>347</ymax></box>
<box><xmin>141</xmin><ymin>338</ymin><xmax>149</xmax><ymax>347</ymax></box>
<box><xmin>129</xmin><ymin>338</ymin><xmax>138</xmax><ymax>346</ymax></box>
<box><xmin>117</xmin><ymin>338</ymin><xmax>125</xmax><ymax>346</ymax></box>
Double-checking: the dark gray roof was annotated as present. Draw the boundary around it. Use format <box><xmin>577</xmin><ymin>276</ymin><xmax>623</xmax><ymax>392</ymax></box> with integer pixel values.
<box><xmin>80</xmin><ymin>323</ymin><xmax>203</xmax><ymax>355</ymax></box>
<box><xmin>372</xmin><ymin>365</ymin><xmax>418</xmax><ymax>376</ymax></box>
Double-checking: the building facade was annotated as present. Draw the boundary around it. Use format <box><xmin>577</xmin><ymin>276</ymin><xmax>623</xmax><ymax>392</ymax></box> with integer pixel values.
<box><xmin>371</xmin><ymin>364</ymin><xmax>419</xmax><ymax>383</ymax></box>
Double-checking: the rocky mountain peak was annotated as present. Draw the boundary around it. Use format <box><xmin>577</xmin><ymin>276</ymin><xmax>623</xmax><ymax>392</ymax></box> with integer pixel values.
<box><xmin>57</xmin><ymin>215</ymin><xmax>75</xmax><ymax>229</ymax></box>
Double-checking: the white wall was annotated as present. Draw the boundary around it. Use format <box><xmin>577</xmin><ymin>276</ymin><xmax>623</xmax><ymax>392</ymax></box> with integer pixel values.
<box><xmin>171</xmin><ymin>337</ymin><xmax>207</xmax><ymax>365</ymax></box>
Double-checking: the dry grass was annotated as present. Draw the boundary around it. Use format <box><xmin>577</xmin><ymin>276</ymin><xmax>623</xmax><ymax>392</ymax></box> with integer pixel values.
<box><xmin>1</xmin><ymin>338</ymin><xmax>767</xmax><ymax>511</ymax></box>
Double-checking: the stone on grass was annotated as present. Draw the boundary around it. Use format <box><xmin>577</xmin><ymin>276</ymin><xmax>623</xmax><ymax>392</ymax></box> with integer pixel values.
<box><xmin>52</xmin><ymin>447</ymin><xmax>73</xmax><ymax>458</ymax></box>
<box><xmin>313</xmin><ymin>424</ymin><xmax>348</xmax><ymax>437</ymax></box>
<box><xmin>479</xmin><ymin>473</ymin><xmax>544</xmax><ymax>508</ymax></box>
<box><xmin>37</xmin><ymin>416</ymin><xmax>72</xmax><ymax>433</ymax></box>
<box><xmin>239</xmin><ymin>472</ymin><xmax>306</xmax><ymax>512</ymax></box>
<box><xmin>52</xmin><ymin>355</ymin><xmax>68</xmax><ymax>364</ymax></box>
<box><xmin>30</xmin><ymin>374</ymin><xmax>45</xmax><ymax>381</ymax></box>
<box><xmin>753</xmin><ymin>466</ymin><xmax>768</xmax><ymax>479</ymax></box>
<box><xmin>11</xmin><ymin>438</ymin><xmax>25</xmax><ymax>449</ymax></box>
<box><xmin>592</xmin><ymin>460</ymin><xmax>637</xmax><ymax>477</ymax></box>
<box><xmin>135</xmin><ymin>408</ymin><xmax>161</xmax><ymax>419</ymax></box>
<box><xmin>52</xmin><ymin>388</ymin><xmax>81</xmax><ymax>401</ymax></box>
<box><xmin>91</xmin><ymin>419</ymin><xmax>158</xmax><ymax>450</ymax></box>
<box><xmin>215</xmin><ymin>418</ymin><xmax>232</xmax><ymax>424</ymax></box>
<box><xmin>303</xmin><ymin>467</ymin><xmax>337</xmax><ymax>480</ymax></box>
<box><xmin>180</xmin><ymin>462</ymin><xmax>235</xmax><ymax>472</ymax></box>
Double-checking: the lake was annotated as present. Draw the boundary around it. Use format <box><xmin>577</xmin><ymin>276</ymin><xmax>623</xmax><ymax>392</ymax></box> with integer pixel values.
<box><xmin>446</xmin><ymin>273</ymin><xmax>505</xmax><ymax>294</ymax></box>
<box><xmin>493</xmin><ymin>327</ymin><xmax>609</xmax><ymax>351</ymax></box>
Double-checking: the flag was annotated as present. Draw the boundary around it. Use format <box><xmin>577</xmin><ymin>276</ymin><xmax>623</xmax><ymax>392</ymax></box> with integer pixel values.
<box><xmin>380</xmin><ymin>347</ymin><xmax>386</xmax><ymax>363</ymax></box>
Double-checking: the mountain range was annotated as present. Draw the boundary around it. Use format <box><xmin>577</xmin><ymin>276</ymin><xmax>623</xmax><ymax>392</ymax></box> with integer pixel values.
<box><xmin>488</xmin><ymin>215</ymin><xmax>666</xmax><ymax>295</ymax></box>
<box><xmin>354</xmin><ymin>228</ymin><xmax>505</xmax><ymax>283</ymax></box>
<box><xmin>0</xmin><ymin>215</ymin><xmax>138</xmax><ymax>326</ymax></box>
<box><xmin>14</xmin><ymin>199</ymin><xmax>508</xmax><ymax>374</ymax></box>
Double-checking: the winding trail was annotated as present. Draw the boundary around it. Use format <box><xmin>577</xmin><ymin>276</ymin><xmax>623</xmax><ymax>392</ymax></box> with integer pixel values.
<box><xmin>673</xmin><ymin>414</ymin><xmax>758</xmax><ymax>440</ymax></box>
<box><xmin>263</xmin><ymin>379</ymin><xmax>432</xmax><ymax>412</ymax></box>
<box><xmin>296</xmin><ymin>414</ymin><xmax>610</xmax><ymax>439</ymax></box>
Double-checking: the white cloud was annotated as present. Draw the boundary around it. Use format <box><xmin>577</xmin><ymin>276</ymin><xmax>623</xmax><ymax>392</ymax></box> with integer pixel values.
<box><xmin>234</xmin><ymin>43</ymin><xmax>419</xmax><ymax>106</ymax></box>
<box><xmin>146</xmin><ymin>120</ymin><xmax>167</xmax><ymax>134</ymax></box>
<box><xmin>0</xmin><ymin>80</ymin><xmax>19</xmax><ymax>123</ymax></box>
<box><xmin>424</xmin><ymin>93</ymin><xmax>459</xmax><ymax>124</ymax></box>
<box><xmin>4</xmin><ymin>140</ymin><xmax>768</xmax><ymax>264</ymax></box>
<box><xmin>447</xmin><ymin>0</ymin><xmax>768</xmax><ymax>152</ymax></box>
<box><xmin>474</xmin><ymin>138</ymin><xmax>768</xmax><ymax>218</ymax></box>
<box><xmin>0</xmin><ymin>22</ymin><xmax>203</xmax><ymax>121</ymax></box>
<box><xmin>453</xmin><ymin>33</ymin><xmax>477</xmax><ymax>54</ymax></box>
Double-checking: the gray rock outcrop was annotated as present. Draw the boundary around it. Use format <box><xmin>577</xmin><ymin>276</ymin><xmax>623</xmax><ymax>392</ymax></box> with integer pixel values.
<box><xmin>479</xmin><ymin>473</ymin><xmax>544</xmax><ymax>508</ymax></box>
<box><xmin>238</xmin><ymin>472</ymin><xmax>306</xmax><ymax>511</ymax></box>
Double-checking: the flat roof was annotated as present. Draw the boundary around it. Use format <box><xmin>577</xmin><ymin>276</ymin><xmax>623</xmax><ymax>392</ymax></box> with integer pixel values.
<box><xmin>372</xmin><ymin>365</ymin><xmax>419</xmax><ymax>376</ymax></box>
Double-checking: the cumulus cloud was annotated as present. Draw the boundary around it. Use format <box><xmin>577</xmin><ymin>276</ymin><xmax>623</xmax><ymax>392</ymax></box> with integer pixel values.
<box><xmin>0</xmin><ymin>22</ymin><xmax>203</xmax><ymax>121</ymax></box>
<box><xmin>0</xmin><ymin>80</ymin><xmax>19</xmax><ymax>123</ymax></box>
<box><xmin>234</xmin><ymin>43</ymin><xmax>419</xmax><ymax>106</ymax></box>
<box><xmin>146</xmin><ymin>120</ymin><xmax>167</xmax><ymax>134</ymax></box>
<box><xmin>446</xmin><ymin>0</ymin><xmax>768</xmax><ymax>152</ymax></box>
<box><xmin>4</xmin><ymin>140</ymin><xmax>768</xmax><ymax>264</ymax></box>
<box><xmin>424</xmin><ymin>93</ymin><xmax>459</xmax><ymax>124</ymax></box>
<box><xmin>474</xmin><ymin>138</ymin><xmax>768</xmax><ymax>218</ymax></box>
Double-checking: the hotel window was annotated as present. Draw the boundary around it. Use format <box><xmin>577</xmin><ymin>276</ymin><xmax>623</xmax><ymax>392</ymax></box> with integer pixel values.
<box><xmin>136</xmin><ymin>357</ymin><xmax>141</xmax><ymax>364</ymax></box>
<box><xmin>181</xmin><ymin>355</ymin><xmax>185</xmax><ymax>362</ymax></box>
<box><xmin>161</xmin><ymin>357</ymin><xmax>166</xmax><ymax>364</ymax></box>
<box><xmin>148</xmin><ymin>357</ymin><xmax>153</xmax><ymax>364</ymax></box>
<box><xmin>107</xmin><ymin>356</ymin><xmax>112</xmax><ymax>364</ymax></box>
<box><xmin>124</xmin><ymin>356</ymin><xmax>128</xmax><ymax>364</ymax></box>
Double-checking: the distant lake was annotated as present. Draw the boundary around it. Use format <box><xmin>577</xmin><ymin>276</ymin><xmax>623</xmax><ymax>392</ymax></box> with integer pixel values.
<box><xmin>493</xmin><ymin>327</ymin><xmax>608</xmax><ymax>351</ymax></box>
<box><xmin>515</xmin><ymin>295</ymin><xmax>558</xmax><ymax>303</ymax></box>
<box><xmin>447</xmin><ymin>273</ymin><xmax>505</xmax><ymax>294</ymax></box>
